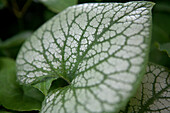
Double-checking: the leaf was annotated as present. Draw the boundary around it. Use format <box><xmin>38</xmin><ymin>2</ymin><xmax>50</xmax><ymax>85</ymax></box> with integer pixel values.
<box><xmin>0</xmin><ymin>31</ymin><xmax>32</xmax><ymax>47</ymax></box>
<box><xmin>39</xmin><ymin>0</ymin><xmax>78</xmax><ymax>13</ymax></box>
<box><xmin>33</xmin><ymin>78</ymin><xmax>56</xmax><ymax>95</ymax></box>
<box><xmin>0</xmin><ymin>58</ymin><xmax>44</xmax><ymax>111</ymax></box>
<box><xmin>149</xmin><ymin>42</ymin><xmax>170</xmax><ymax>68</ymax></box>
<box><xmin>120</xmin><ymin>63</ymin><xmax>170</xmax><ymax>113</ymax></box>
<box><xmin>16</xmin><ymin>2</ymin><xmax>154</xmax><ymax>113</ymax></box>
<box><xmin>156</xmin><ymin>42</ymin><xmax>170</xmax><ymax>57</ymax></box>
<box><xmin>0</xmin><ymin>31</ymin><xmax>32</xmax><ymax>58</ymax></box>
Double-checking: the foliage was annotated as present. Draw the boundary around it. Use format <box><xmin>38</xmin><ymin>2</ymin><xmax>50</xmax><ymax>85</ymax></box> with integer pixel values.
<box><xmin>39</xmin><ymin>0</ymin><xmax>78</xmax><ymax>13</ymax></box>
<box><xmin>120</xmin><ymin>63</ymin><xmax>170</xmax><ymax>113</ymax></box>
<box><xmin>0</xmin><ymin>58</ymin><xmax>44</xmax><ymax>111</ymax></box>
<box><xmin>0</xmin><ymin>0</ymin><xmax>169</xmax><ymax>113</ymax></box>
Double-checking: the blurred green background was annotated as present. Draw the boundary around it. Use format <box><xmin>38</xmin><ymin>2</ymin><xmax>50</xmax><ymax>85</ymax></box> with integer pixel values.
<box><xmin>0</xmin><ymin>0</ymin><xmax>169</xmax><ymax>112</ymax></box>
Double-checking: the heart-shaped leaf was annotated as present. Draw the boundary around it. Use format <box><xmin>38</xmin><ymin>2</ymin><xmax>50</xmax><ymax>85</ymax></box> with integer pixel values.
<box><xmin>16</xmin><ymin>1</ymin><xmax>154</xmax><ymax>113</ymax></box>
<box><xmin>120</xmin><ymin>63</ymin><xmax>170</xmax><ymax>113</ymax></box>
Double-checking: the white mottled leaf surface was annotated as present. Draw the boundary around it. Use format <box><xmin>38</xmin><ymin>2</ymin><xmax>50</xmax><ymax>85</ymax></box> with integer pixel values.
<box><xmin>16</xmin><ymin>1</ymin><xmax>154</xmax><ymax>113</ymax></box>
<box><xmin>120</xmin><ymin>63</ymin><xmax>170</xmax><ymax>113</ymax></box>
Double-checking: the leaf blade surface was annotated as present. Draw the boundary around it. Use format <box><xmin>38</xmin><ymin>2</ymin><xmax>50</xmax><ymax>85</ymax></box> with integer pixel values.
<box><xmin>120</xmin><ymin>63</ymin><xmax>170</xmax><ymax>113</ymax></box>
<box><xmin>16</xmin><ymin>2</ymin><xmax>154</xmax><ymax>113</ymax></box>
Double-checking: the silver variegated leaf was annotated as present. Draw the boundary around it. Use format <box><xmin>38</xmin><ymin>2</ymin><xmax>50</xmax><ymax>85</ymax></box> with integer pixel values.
<box><xmin>16</xmin><ymin>1</ymin><xmax>154</xmax><ymax>113</ymax></box>
<box><xmin>120</xmin><ymin>63</ymin><xmax>170</xmax><ymax>113</ymax></box>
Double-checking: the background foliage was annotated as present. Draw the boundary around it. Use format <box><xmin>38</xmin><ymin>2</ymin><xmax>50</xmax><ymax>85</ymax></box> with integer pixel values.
<box><xmin>0</xmin><ymin>0</ymin><xmax>169</xmax><ymax>112</ymax></box>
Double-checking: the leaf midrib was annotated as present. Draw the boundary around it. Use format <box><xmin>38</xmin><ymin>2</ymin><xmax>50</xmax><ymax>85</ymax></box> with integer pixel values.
<box><xmin>70</xmin><ymin>3</ymin><xmax>149</xmax><ymax>81</ymax></box>
<box><xmin>32</xmin><ymin>3</ymin><xmax>150</xmax><ymax>85</ymax></box>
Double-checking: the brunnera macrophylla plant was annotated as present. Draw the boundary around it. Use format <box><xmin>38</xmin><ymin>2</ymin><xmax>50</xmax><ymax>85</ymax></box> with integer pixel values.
<box><xmin>15</xmin><ymin>1</ymin><xmax>169</xmax><ymax>113</ymax></box>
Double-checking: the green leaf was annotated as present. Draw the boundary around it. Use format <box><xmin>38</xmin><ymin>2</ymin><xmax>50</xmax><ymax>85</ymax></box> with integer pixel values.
<box><xmin>16</xmin><ymin>2</ymin><xmax>154</xmax><ymax>113</ymax></box>
<box><xmin>39</xmin><ymin>0</ymin><xmax>78</xmax><ymax>13</ymax></box>
<box><xmin>0</xmin><ymin>58</ymin><xmax>44</xmax><ymax>111</ymax></box>
<box><xmin>0</xmin><ymin>31</ymin><xmax>32</xmax><ymax>48</ymax></box>
<box><xmin>33</xmin><ymin>78</ymin><xmax>56</xmax><ymax>95</ymax></box>
<box><xmin>0</xmin><ymin>31</ymin><xmax>32</xmax><ymax>58</ymax></box>
<box><xmin>156</xmin><ymin>42</ymin><xmax>170</xmax><ymax>57</ymax></box>
<box><xmin>120</xmin><ymin>63</ymin><xmax>170</xmax><ymax>113</ymax></box>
